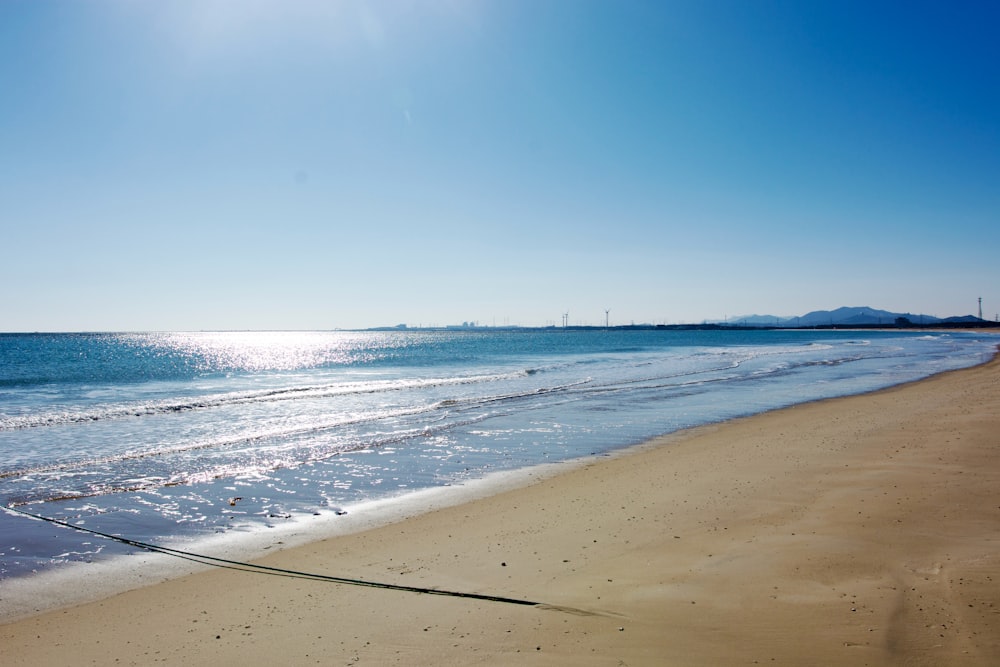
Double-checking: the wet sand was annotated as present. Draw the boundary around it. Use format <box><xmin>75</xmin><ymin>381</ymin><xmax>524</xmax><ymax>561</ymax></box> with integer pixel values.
<box><xmin>3</xmin><ymin>351</ymin><xmax>999</xmax><ymax>665</ymax></box>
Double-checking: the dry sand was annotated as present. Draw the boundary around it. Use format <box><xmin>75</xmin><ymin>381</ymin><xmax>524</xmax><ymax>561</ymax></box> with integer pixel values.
<box><xmin>3</xmin><ymin>351</ymin><xmax>999</xmax><ymax>666</ymax></box>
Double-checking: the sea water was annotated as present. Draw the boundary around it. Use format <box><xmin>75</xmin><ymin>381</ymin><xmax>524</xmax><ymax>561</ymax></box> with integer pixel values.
<box><xmin>0</xmin><ymin>329</ymin><xmax>995</xmax><ymax>582</ymax></box>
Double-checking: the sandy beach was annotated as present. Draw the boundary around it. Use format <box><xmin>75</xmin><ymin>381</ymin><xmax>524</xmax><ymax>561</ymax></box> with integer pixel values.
<box><xmin>3</xmin><ymin>350</ymin><xmax>999</xmax><ymax>665</ymax></box>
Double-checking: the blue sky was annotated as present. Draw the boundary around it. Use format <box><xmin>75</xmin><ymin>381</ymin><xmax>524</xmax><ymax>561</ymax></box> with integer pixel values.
<box><xmin>2</xmin><ymin>0</ymin><xmax>998</xmax><ymax>330</ymax></box>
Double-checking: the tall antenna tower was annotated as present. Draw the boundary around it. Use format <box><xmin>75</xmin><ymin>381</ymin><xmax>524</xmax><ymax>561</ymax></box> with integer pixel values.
<box><xmin>979</xmin><ymin>297</ymin><xmax>983</xmax><ymax>320</ymax></box>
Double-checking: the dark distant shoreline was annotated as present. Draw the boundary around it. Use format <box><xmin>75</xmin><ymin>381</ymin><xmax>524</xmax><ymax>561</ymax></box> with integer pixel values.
<box><xmin>368</xmin><ymin>321</ymin><xmax>1000</xmax><ymax>333</ymax></box>
<box><xmin>5</xmin><ymin>322</ymin><xmax>997</xmax><ymax>336</ymax></box>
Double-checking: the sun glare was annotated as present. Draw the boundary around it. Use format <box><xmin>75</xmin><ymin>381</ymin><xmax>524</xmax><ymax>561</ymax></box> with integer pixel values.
<box><xmin>132</xmin><ymin>331</ymin><xmax>404</xmax><ymax>372</ymax></box>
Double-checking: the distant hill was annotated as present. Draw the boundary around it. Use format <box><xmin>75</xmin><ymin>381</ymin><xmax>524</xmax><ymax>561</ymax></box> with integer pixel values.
<box><xmin>939</xmin><ymin>315</ymin><xmax>988</xmax><ymax>324</ymax></box>
<box><xmin>721</xmin><ymin>306</ymin><xmax>990</xmax><ymax>328</ymax></box>
<box><xmin>795</xmin><ymin>307</ymin><xmax>938</xmax><ymax>327</ymax></box>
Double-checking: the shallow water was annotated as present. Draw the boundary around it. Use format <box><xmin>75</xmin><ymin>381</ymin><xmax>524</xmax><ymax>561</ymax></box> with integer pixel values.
<box><xmin>0</xmin><ymin>328</ymin><xmax>994</xmax><ymax>580</ymax></box>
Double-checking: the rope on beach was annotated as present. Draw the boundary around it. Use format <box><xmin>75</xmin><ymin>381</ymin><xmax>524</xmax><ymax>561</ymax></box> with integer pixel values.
<box><xmin>3</xmin><ymin>505</ymin><xmax>541</xmax><ymax>608</ymax></box>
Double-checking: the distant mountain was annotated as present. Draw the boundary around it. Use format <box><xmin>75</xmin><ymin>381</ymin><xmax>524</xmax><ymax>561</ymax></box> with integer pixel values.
<box><xmin>940</xmin><ymin>315</ymin><xmax>987</xmax><ymax>324</ymax></box>
<box><xmin>794</xmin><ymin>307</ymin><xmax>940</xmax><ymax>327</ymax></box>
<box><xmin>721</xmin><ymin>306</ymin><xmax>989</xmax><ymax>328</ymax></box>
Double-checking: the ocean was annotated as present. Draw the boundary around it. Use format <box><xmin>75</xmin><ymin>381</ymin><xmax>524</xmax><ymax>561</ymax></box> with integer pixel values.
<box><xmin>0</xmin><ymin>329</ymin><xmax>995</xmax><ymax>584</ymax></box>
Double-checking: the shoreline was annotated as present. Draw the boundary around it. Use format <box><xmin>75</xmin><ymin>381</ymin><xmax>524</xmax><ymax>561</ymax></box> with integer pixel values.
<box><xmin>2</xmin><ymin>344</ymin><xmax>988</xmax><ymax>623</ymax></box>
<box><xmin>0</xmin><ymin>456</ymin><xmax>616</xmax><ymax>623</ymax></box>
<box><xmin>3</xmin><ymin>351</ymin><xmax>1000</xmax><ymax>664</ymax></box>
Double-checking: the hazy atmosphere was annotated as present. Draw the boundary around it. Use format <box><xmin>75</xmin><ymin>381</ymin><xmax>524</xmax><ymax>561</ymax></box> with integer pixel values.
<box><xmin>2</xmin><ymin>0</ymin><xmax>998</xmax><ymax>331</ymax></box>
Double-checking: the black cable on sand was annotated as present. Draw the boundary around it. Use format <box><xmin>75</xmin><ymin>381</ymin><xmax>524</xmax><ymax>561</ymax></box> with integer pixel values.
<box><xmin>3</xmin><ymin>505</ymin><xmax>542</xmax><ymax>608</ymax></box>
